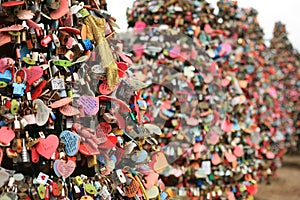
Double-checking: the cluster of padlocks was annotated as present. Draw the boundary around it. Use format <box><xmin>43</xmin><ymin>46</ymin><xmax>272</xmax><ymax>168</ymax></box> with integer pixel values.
<box><xmin>0</xmin><ymin>0</ymin><xmax>299</xmax><ymax>200</ymax></box>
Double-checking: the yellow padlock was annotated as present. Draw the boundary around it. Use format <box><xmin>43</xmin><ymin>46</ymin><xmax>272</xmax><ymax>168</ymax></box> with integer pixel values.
<box><xmin>74</xmin><ymin>176</ymin><xmax>83</xmax><ymax>187</ymax></box>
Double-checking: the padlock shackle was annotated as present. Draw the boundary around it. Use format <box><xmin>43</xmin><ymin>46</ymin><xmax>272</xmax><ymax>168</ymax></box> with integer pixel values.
<box><xmin>13</xmin><ymin>68</ymin><xmax>27</xmax><ymax>84</ymax></box>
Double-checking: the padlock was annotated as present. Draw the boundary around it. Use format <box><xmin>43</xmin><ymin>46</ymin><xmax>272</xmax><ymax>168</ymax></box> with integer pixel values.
<box><xmin>14</xmin><ymin>115</ymin><xmax>21</xmax><ymax>130</ymax></box>
<box><xmin>23</xmin><ymin>107</ymin><xmax>37</xmax><ymax>125</ymax></box>
<box><xmin>29</xmin><ymin>28</ymin><xmax>37</xmax><ymax>43</ymax></box>
<box><xmin>103</xmin><ymin>113</ymin><xmax>117</xmax><ymax>123</ymax></box>
<box><xmin>51</xmin><ymin>77</ymin><xmax>65</xmax><ymax>90</ymax></box>
<box><xmin>12</xmin><ymin>68</ymin><xmax>27</xmax><ymax>97</ymax></box>
<box><xmin>20</xmin><ymin>118</ymin><xmax>28</xmax><ymax>128</ymax></box>
<box><xmin>0</xmin><ymin>69</ymin><xmax>12</xmax><ymax>82</ymax></box>
<box><xmin>46</xmin><ymin>0</ymin><xmax>61</xmax><ymax>9</ymax></box>
<box><xmin>115</xmin><ymin>169</ymin><xmax>126</xmax><ymax>185</ymax></box>
<box><xmin>52</xmin><ymin>33</ymin><xmax>60</xmax><ymax>47</ymax></box>
<box><xmin>41</xmin><ymin>34</ymin><xmax>53</xmax><ymax>47</ymax></box>
<box><xmin>58</xmin><ymin>31</ymin><xmax>70</xmax><ymax>46</ymax></box>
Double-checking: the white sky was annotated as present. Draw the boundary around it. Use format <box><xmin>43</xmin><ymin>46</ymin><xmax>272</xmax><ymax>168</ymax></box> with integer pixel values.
<box><xmin>106</xmin><ymin>0</ymin><xmax>300</xmax><ymax>51</ymax></box>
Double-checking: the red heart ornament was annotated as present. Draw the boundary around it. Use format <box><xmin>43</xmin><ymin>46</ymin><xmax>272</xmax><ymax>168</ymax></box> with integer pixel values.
<box><xmin>246</xmin><ymin>184</ymin><xmax>258</xmax><ymax>195</ymax></box>
<box><xmin>98</xmin><ymin>136</ymin><xmax>117</xmax><ymax>149</ymax></box>
<box><xmin>79</xmin><ymin>143</ymin><xmax>100</xmax><ymax>156</ymax></box>
<box><xmin>0</xmin><ymin>127</ymin><xmax>15</xmax><ymax>144</ymax></box>
<box><xmin>56</xmin><ymin>159</ymin><xmax>76</xmax><ymax>178</ymax></box>
<box><xmin>36</xmin><ymin>135</ymin><xmax>59</xmax><ymax>159</ymax></box>
<box><xmin>1</xmin><ymin>1</ymin><xmax>25</xmax><ymax>7</ymax></box>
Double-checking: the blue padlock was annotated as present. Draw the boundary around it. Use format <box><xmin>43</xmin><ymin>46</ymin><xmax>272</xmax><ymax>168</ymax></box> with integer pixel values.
<box><xmin>0</xmin><ymin>69</ymin><xmax>12</xmax><ymax>82</ymax></box>
<box><xmin>13</xmin><ymin>68</ymin><xmax>27</xmax><ymax>97</ymax></box>
<box><xmin>81</xmin><ymin>38</ymin><xmax>93</xmax><ymax>51</ymax></box>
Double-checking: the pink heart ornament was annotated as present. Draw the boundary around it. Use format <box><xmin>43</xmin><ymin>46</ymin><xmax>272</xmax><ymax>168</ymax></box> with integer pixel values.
<box><xmin>212</xmin><ymin>153</ymin><xmax>221</xmax><ymax>165</ymax></box>
<box><xmin>36</xmin><ymin>135</ymin><xmax>59</xmax><ymax>159</ymax></box>
<box><xmin>25</xmin><ymin>66</ymin><xmax>43</xmax><ymax>85</ymax></box>
<box><xmin>208</xmin><ymin>130</ymin><xmax>220</xmax><ymax>145</ymax></box>
<box><xmin>77</xmin><ymin>96</ymin><xmax>99</xmax><ymax>116</ymax></box>
<box><xmin>233</xmin><ymin>146</ymin><xmax>244</xmax><ymax>157</ymax></box>
<box><xmin>0</xmin><ymin>127</ymin><xmax>15</xmax><ymax>144</ymax></box>
<box><xmin>225</xmin><ymin>151</ymin><xmax>237</xmax><ymax>163</ymax></box>
<box><xmin>56</xmin><ymin>159</ymin><xmax>76</xmax><ymax>178</ymax></box>
<box><xmin>53</xmin><ymin>160</ymin><xmax>62</xmax><ymax>177</ymax></box>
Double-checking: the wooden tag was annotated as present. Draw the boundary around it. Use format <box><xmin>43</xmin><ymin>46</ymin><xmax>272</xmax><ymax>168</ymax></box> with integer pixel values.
<box><xmin>36</xmin><ymin>135</ymin><xmax>59</xmax><ymax>159</ymax></box>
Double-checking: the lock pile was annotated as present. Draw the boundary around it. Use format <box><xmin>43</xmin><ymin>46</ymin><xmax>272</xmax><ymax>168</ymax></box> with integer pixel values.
<box><xmin>125</xmin><ymin>0</ymin><xmax>299</xmax><ymax>199</ymax></box>
<box><xmin>0</xmin><ymin>1</ymin><xmax>171</xmax><ymax>200</ymax></box>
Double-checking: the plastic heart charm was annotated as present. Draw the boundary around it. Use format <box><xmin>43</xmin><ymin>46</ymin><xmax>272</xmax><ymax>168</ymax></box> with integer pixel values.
<box><xmin>77</xmin><ymin>95</ymin><xmax>99</xmax><ymax>116</ymax></box>
<box><xmin>266</xmin><ymin>151</ymin><xmax>275</xmax><ymax>159</ymax></box>
<box><xmin>50</xmin><ymin>97</ymin><xmax>73</xmax><ymax>108</ymax></box>
<box><xmin>233</xmin><ymin>146</ymin><xmax>244</xmax><ymax>157</ymax></box>
<box><xmin>50</xmin><ymin>0</ymin><xmax>68</xmax><ymax>19</ymax></box>
<box><xmin>56</xmin><ymin>159</ymin><xmax>76</xmax><ymax>178</ymax></box>
<box><xmin>143</xmin><ymin>172</ymin><xmax>159</xmax><ymax>189</ymax></box>
<box><xmin>225</xmin><ymin>151</ymin><xmax>237</xmax><ymax>163</ymax></box>
<box><xmin>60</xmin><ymin>130</ymin><xmax>81</xmax><ymax>157</ymax></box>
<box><xmin>59</xmin><ymin>104</ymin><xmax>80</xmax><ymax>116</ymax></box>
<box><xmin>33</xmin><ymin>99</ymin><xmax>51</xmax><ymax>126</ymax></box>
<box><xmin>25</xmin><ymin>66</ymin><xmax>43</xmax><ymax>85</ymax></box>
<box><xmin>212</xmin><ymin>153</ymin><xmax>221</xmax><ymax>165</ymax></box>
<box><xmin>36</xmin><ymin>135</ymin><xmax>59</xmax><ymax>159</ymax></box>
<box><xmin>0</xmin><ymin>127</ymin><xmax>15</xmax><ymax>144</ymax></box>
<box><xmin>149</xmin><ymin>152</ymin><xmax>169</xmax><ymax>173</ymax></box>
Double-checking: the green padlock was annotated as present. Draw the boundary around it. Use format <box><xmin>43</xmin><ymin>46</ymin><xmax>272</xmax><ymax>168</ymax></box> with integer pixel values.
<box><xmin>52</xmin><ymin>60</ymin><xmax>72</xmax><ymax>67</ymax></box>
<box><xmin>84</xmin><ymin>183</ymin><xmax>97</xmax><ymax>195</ymax></box>
<box><xmin>0</xmin><ymin>81</ymin><xmax>7</xmax><ymax>88</ymax></box>
<box><xmin>10</xmin><ymin>99</ymin><xmax>19</xmax><ymax>115</ymax></box>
